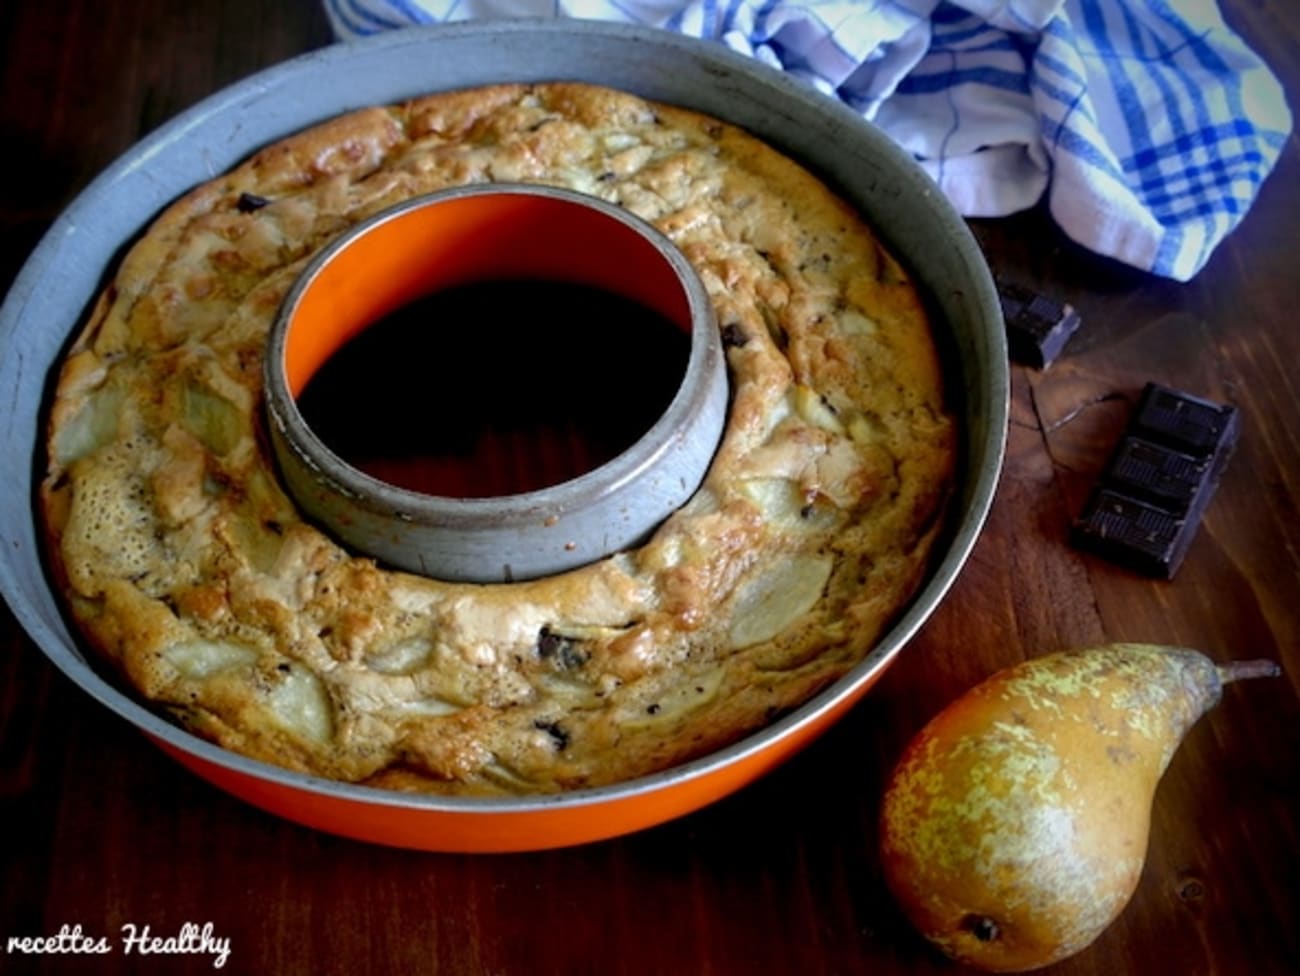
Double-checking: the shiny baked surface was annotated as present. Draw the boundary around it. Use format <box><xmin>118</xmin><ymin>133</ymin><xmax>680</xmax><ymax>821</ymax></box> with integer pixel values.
<box><xmin>40</xmin><ymin>82</ymin><xmax>954</xmax><ymax>794</ymax></box>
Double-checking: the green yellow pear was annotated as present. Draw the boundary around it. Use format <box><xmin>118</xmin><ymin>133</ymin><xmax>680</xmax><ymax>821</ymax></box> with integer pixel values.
<box><xmin>878</xmin><ymin>643</ymin><xmax>1280</xmax><ymax>972</ymax></box>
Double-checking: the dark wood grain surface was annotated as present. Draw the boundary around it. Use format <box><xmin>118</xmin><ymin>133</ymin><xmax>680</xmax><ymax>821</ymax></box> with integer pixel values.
<box><xmin>2</xmin><ymin>3</ymin><xmax>1297</xmax><ymax>974</ymax></box>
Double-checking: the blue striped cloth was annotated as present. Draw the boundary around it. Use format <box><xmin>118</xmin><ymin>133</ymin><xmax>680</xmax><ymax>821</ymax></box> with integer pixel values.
<box><xmin>323</xmin><ymin>0</ymin><xmax>1291</xmax><ymax>281</ymax></box>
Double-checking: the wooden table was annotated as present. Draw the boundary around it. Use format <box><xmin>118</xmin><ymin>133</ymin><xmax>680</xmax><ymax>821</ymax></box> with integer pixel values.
<box><xmin>2</xmin><ymin>3</ymin><xmax>1296</xmax><ymax>973</ymax></box>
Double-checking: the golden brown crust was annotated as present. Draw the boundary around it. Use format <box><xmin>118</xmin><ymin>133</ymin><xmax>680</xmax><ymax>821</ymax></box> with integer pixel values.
<box><xmin>41</xmin><ymin>83</ymin><xmax>955</xmax><ymax>795</ymax></box>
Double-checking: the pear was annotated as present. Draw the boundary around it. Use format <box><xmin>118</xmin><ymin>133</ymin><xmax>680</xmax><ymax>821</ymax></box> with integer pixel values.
<box><xmin>878</xmin><ymin>643</ymin><xmax>1279</xmax><ymax>972</ymax></box>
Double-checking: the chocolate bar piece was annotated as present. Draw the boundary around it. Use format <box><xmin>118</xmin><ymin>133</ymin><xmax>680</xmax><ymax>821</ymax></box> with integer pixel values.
<box><xmin>998</xmin><ymin>280</ymin><xmax>1082</xmax><ymax>368</ymax></box>
<box><xmin>1071</xmin><ymin>384</ymin><xmax>1239</xmax><ymax>578</ymax></box>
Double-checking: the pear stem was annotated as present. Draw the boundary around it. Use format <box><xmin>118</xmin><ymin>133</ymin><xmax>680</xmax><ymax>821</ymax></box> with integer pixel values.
<box><xmin>1217</xmin><ymin>659</ymin><xmax>1282</xmax><ymax>684</ymax></box>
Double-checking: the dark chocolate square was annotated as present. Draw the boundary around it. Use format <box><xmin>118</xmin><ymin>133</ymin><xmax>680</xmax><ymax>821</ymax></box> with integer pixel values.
<box><xmin>1130</xmin><ymin>383</ymin><xmax>1240</xmax><ymax>458</ymax></box>
<box><xmin>998</xmin><ymin>280</ymin><xmax>1082</xmax><ymax>369</ymax></box>
<box><xmin>1103</xmin><ymin>438</ymin><xmax>1208</xmax><ymax>517</ymax></box>
<box><xmin>1072</xmin><ymin>490</ymin><xmax>1190</xmax><ymax>579</ymax></box>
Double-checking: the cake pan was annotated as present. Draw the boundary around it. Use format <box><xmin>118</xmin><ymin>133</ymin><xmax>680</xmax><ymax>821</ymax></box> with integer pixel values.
<box><xmin>0</xmin><ymin>20</ymin><xmax>1008</xmax><ymax>852</ymax></box>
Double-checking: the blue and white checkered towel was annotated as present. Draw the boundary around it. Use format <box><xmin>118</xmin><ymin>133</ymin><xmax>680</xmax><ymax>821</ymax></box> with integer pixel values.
<box><xmin>324</xmin><ymin>0</ymin><xmax>1291</xmax><ymax>281</ymax></box>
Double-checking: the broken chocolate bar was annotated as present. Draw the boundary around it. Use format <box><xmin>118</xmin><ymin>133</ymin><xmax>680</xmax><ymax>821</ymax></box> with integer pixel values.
<box><xmin>998</xmin><ymin>280</ymin><xmax>1082</xmax><ymax>368</ymax></box>
<box><xmin>1071</xmin><ymin>383</ymin><xmax>1239</xmax><ymax>578</ymax></box>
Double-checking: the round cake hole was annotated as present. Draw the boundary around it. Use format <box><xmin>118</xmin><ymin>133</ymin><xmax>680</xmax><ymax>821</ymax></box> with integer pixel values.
<box><xmin>294</xmin><ymin>278</ymin><xmax>691</xmax><ymax>499</ymax></box>
<box><xmin>264</xmin><ymin>184</ymin><xmax>726</xmax><ymax>582</ymax></box>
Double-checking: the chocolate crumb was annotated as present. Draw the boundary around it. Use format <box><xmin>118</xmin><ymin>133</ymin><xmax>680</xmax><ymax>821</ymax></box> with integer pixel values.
<box><xmin>536</xmin><ymin>625</ymin><xmax>588</xmax><ymax>669</ymax></box>
<box><xmin>533</xmin><ymin>720</ymin><xmax>570</xmax><ymax>751</ymax></box>
<box><xmin>721</xmin><ymin>322</ymin><xmax>749</xmax><ymax>348</ymax></box>
<box><xmin>236</xmin><ymin>192</ymin><xmax>270</xmax><ymax>213</ymax></box>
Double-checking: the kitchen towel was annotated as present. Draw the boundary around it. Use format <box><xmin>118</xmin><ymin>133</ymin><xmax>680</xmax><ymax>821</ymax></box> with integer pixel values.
<box><xmin>323</xmin><ymin>0</ymin><xmax>1292</xmax><ymax>281</ymax></box>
